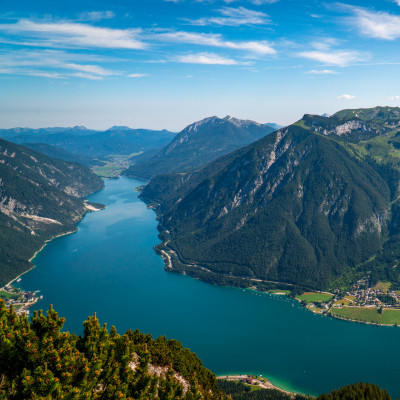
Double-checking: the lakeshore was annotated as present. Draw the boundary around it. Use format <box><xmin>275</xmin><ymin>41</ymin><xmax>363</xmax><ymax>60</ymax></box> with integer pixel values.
<box><xmin>1</xmin><ymin>204</ymin><xmax>105</xmax><ymax>315</ymax></box>
<box><xmin>217</xmin><ymin>375</ymin><xmax>300</xmax><ymax>397</ymax></box>
<box><xmin>156</xmin><ymin>230</ymin><xmax>400</xmax><ymax>327</ymax></box>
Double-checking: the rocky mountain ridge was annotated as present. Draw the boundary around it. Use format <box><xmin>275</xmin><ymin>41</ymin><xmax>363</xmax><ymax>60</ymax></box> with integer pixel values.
<box><xmin>1</xmin><ymin>126</ymin><xmax>176</xmax><ymax>161</ymax></box>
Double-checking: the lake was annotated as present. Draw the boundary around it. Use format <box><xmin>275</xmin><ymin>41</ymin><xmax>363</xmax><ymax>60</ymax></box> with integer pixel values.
<box><xmin>19</xmin><ymin>177</ymin><xmax>400</xmax><ymax>397</ymax></box>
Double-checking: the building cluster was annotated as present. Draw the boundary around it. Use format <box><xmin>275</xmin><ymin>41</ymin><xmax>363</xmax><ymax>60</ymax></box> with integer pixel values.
<box><xmin>0</xmin><ymin>286</ymin><xmax>38</xmax><ymax>315</ymax></box>
<box><xmin>335</xmin><ymin>279</ymin><xmax>400</xmax><ymax>309</ymax></box>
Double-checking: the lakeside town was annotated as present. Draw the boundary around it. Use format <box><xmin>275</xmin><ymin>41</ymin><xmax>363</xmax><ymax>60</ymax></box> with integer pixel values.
<box><xmin>293</xmin><ymin>278</ymin><xmax>400</xmax><ymax>325</ymax></box>
<box><xmin>0</xmin><ymin>283</ymin><xmax>39</xmax><ymax>316</ymax></box>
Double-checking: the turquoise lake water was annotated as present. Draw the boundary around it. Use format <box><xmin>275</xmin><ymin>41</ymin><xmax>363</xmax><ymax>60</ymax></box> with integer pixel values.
<box><xmin>19</xmin><ymin>177</ymin><xmax>400</xmax><ymax>397</ymax></box>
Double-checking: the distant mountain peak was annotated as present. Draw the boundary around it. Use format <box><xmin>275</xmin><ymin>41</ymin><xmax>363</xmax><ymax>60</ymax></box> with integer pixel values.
<box><xmin>126</xmin><ymin>115</ymin><xmax>276</xmax><ymax>179</ymax></box>
<box><xmin>265</xmin><ymin>122</ymin><xmax>284</xmax><ymax>131</ymax></box>
<box><xmin>183</xmin><ymin>117</ymin><xmax>219</xmax><ymax>133</ymax></box>
<box><xmin>108</xmin><ymin>126</ymin><xmax>132</xmax><ymax>131</ymax></box>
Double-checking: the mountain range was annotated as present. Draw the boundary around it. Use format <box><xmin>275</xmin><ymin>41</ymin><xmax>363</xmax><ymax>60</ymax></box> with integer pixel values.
<box><xmin>125</xmin><ymin>116</ymin><xmax>277</xmax><ymax>179</ymax></box>
<box><xmin>0</xmin><ymin>138</ymin><xmax>103</xmax><ymax>286</ymax></box>
<box><xmin>0</xmin><ymin>126</ymin><xmax>176</xmax><ymax>161</ymax></box>
<box><xmin>142</xmin><ymin>106</ymin><xmax>400</xmax><ymax>290</ymax></box>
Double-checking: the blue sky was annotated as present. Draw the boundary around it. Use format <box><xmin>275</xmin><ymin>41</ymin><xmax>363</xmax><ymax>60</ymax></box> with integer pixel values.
<box><xmin>1</xmin><ymin>0</ymin><xmax>400</xmax><ymax>130</ymax></box>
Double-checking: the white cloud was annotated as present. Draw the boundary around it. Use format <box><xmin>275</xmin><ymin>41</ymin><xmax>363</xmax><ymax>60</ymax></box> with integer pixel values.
<box><xmin>70</xmin><ymin>72</ymin><xmax>103</xmax><ymax>80</ymax></box>
<box><xmin>78</xmin><ymin>11</ymin><xmax>115</xmax><ymax>22</ymax></box>
<box><xmin>191</xmin><ymin>7</ymin><xmax>270</xmax><ymax>26</ymax></box>
<box><xmin>308</xmin><ymin>69</ymin><xmax>337</xmax><ymax>74</ymax></box>
<box><xmin>128</xmin><ymin>73</ymin><xmax>147</xmax><ymax>78</ymax></box>
<box><xmin>63</xmin><ymin>63</ymin><xmax>116</xmax><ymax>76</ymax></box>
<box><xmin>337</xmin><ymin>94</ymin><xmax>355</xmax><ymax>100</ymax></box>
<box><xmin>310</xmin><ymin>38</ymin><xmax>339</xmax><ymax>51</ymax></box>
<box><xmin>389</xmin><ymin>95</ymin><xmax>400</xmax><ymax>100</ymax></box>
<box><xmin>154</xmin><ymin>30</ymin><xmax>275</xmax><ymax>54</ymax></box>
<box><xmin>27</xmin><ymin>71</ymin><xmax>64</xmax><ymax>79</ymax></box>
<box><xmin>0</xmin><ymin>49</ymin><xmax>121</xmax><ymax>80</ymax></box>
<box><xmin>345</xmin><ymin>6</ymin><xmax>400</xmax><ymax>40</ymax></box>
<box><xmin>298</xmin><ymin>50</ymin><xmax>367</xmax><ymax>66</ymax></box>
<box><xmin>174</xmin><ymin>52</ymin><xmax>245</xmax><ymax>65</ymax></box>
<box><xmin>0</xmin><ymin>20</ymin><xmax>146</xmax><ymax>50</ymax></box>
<box><xmin>395</xmin><ymin>0</ymin><xmax>400</xmax><ymax>5</ymax></box>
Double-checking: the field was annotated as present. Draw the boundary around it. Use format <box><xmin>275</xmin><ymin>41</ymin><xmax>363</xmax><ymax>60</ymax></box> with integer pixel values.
<box><xmin>307</xmin><ymin>304</ymin><xmax>324</xmax><ymax>314</ymax></box>
<box><xmin>331</xmin><ymin>307</ymin><xmax>400</xmax><ymax>325</ymax></box>
<box><xmin>333</xmin><ymin>295</ymin><xmax>356</xmax><ymax>306</ymax></box>
<box><xmin>92</xmin><ymin>163</ymin><xmax>126</xmax><ymax>178</ymax></box>
<box><xmin>373</xmin><ymin>281</ymin><xmax>392</xmax><ymax>292</ymax></box>
<box><xmin>92</xmin><ymin>153</ymin><xmax>142</xmax><ymax>178</ymax></box>
<box><xmin>0</xmin><ymin>290</ymin><xmax>19</xmax><ymax>300</ymax></box>
<box><xmin>296</xmin><ymin>292</ymin><xmax>333</xmax><ymax>304</ymax></box>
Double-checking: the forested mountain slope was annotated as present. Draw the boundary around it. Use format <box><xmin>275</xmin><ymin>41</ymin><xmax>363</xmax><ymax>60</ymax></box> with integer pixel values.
<box><xmin>142</xmin><ymin>107</ymin><xmax>400</xmax><ymax>290</ymax></box>
<box><xmin>0</xmin><ymin>139</ymin><xmax>104</xmax><ymax>286</ymax></box>
<box><xmin>125</xmin><ymin>116</ymin><xmax>276</xmax><ymax>179</ymax></box>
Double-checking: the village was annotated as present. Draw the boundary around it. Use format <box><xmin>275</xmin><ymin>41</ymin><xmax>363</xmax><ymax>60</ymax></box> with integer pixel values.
<box><xmin>322</xmin><ymin>278</ymin><xmax>400</xmax><ymax>311</ymax></box>
<box><xmin>0</xmin><ymin>284</ymin><xmax>39</xmax><ymax>316</ymax></box>
<box><xmin>339</xmin><ymin>278</ymin><xmax>400</xmax><ymax>308</ymax></box>
<box><xmin>292</xmin><ymin>277</ymin><xmax>400</xmax><ymax>325</ymax></box>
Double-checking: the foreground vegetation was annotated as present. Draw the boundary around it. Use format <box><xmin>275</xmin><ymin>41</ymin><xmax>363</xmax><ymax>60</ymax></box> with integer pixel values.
<box><xmin>0</xmin><ymin>302</ymin><xmax>223</xmax><ymax>399</ymax></box>
<box><xmin>317</xmin><ymin>382</ymin><xmax>392</xmax><ymax>400</ymax></box>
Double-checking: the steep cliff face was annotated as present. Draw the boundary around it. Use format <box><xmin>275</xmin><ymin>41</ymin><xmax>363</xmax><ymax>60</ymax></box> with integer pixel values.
<box><xmin>143</xmin><ymin>107</ymin><xmax>400</xmax><ymax>290</ymax></box>
<box><xmin>125</xmin><ymin>116</ymin><xmax>276</xmax><ymax>179</ymax></box>
<box><xmin>0</xmin><ymin>138</ymin><xmax>104</xmax><ymax>286</ymax></box>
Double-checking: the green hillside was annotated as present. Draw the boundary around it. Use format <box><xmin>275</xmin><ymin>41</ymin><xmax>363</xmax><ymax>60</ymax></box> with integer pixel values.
<box><xmin>0</xmin><ymin>138</ymin><xmax>104</xmax><ymax>286</ymax></box>
<box><xmin>142</xmin><ymin>107</ymin><xmax>400</xmax><ymax>290</ymax></box>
